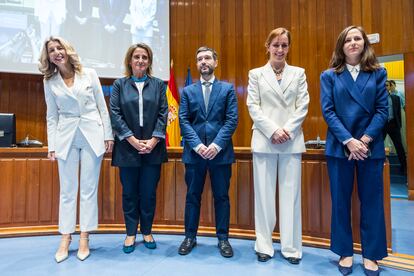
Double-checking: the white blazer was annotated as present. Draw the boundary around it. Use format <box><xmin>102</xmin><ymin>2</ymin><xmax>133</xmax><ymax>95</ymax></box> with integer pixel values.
<box><xmin>44</xmin><ymin>68</ymin><xmax>113</xmax><ymax>160</ymax></box>
<box><xmin>247</xmin><ymin>62</ymin><xmax>309</xmax><ymax>154</ymax></box>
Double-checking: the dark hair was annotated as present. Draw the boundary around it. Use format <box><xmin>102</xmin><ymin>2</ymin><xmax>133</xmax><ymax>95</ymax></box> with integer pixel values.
<box><xmin>124</xmin><ymin>43</ymin><xmax>153</xmax><ymax>77</ymax></box>
<box><xmin>195</xmin><ymin>46</ymin><xmax>218</xmax><ymax>61</ymax></box>
<box><xmin>329</xmin><ymin>25</ymin><xmax>380</xmax><ymax>73</ymax></box>
<box><xmin>389</xmin><ymin>80</ymin><xmax>396</xmax><ymax>85</ymax></box>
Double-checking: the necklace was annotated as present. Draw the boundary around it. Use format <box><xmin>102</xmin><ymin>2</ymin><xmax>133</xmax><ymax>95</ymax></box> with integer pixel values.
<box><xmin>272</xmin><ymin>66</ymin><xmax>284</xmax><ymax>77</ymax></box>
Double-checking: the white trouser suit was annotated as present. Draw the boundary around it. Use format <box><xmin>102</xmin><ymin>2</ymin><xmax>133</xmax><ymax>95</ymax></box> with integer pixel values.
<box><xmin>57</xmin><ymin>129</ymin><xmax>103</xmax><ymax>234</ymax></box>
<box><xmin>253</xmin><ymin>152</ymin><xmax>302</xmax><ymax>258</ymax></box>
<box><xmin>43</xmin><ymin>68</ymin><xmax>114</xmax><ymax>234</ymax></box>
<box><xmin>246</xmin><ymin>63</ymin><xmax>310</xmax><ymax>259</ymax></box>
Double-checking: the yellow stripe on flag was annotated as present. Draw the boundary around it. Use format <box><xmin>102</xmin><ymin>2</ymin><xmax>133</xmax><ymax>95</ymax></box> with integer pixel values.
<box><xmin>166</xmin><ymin>64</ymin><xmax>181</xmax><ymax>146</ymax></box>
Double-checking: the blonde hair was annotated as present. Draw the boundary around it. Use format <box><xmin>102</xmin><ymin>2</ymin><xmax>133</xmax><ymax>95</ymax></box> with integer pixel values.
<box><xmin>123</xmin><ymin>43</ymin><xmax>153</xmax><ymax>77</ymax></box>
<box><xmin>38</xmin><ymin>36</ymin><xmax>82</xmax><ymax>80</ymax></box>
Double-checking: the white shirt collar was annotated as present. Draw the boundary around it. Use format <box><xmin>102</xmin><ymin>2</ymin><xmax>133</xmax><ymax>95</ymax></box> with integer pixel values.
<box><xmin>200</xmin><ymin>75</ymin><xmax>215</xmax><ymax>85</ymax></box>
<box><xmin>346</xmin><ymin>63</ymin><xmax>360</xmax><ymax>73</ymax></box>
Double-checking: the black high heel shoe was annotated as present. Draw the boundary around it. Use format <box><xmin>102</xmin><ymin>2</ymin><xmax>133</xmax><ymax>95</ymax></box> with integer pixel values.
<box><xmin>363</xmin><ymin>259</ymin><xmax>380</xmax><ymax>276</ymax></box>
<box><xmin>338</xmin><ymin>257</ymin><xmax>353</xmax><ymax>275</ymax></box>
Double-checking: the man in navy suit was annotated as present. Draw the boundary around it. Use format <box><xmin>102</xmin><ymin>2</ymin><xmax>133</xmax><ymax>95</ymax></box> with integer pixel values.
<box><xmin>178</xmin><ymin>46</ymin><xmax>238</xmax><ymax>258</ymax></box>
<box><xmin>384</xmin><ymin>80</ymin><xmax>407</xmax><ymax>174</ymax></box>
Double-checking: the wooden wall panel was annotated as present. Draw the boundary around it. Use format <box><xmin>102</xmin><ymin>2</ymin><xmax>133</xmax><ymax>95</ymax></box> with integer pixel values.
<box><xmin>13</xmin><ymin>160</ymin><xmax>27</xmax><ymax>223</ymax></box>
<box><xmin>0</xmin><ymin>160</ymin><xmax>13</xmax><ymax>224</ymax></box>
<box><xmin>100</xmin><ymin>159</ymin><xmax>117</xmax><ymax>222</ymax></box>
<box><xmin>229</xmin><ymin>164</ymin><xmax>238</xmax><ymax>225</ymax></box>
<box><xmin>405</xmin><ymin>52</ymin><xmax>414</xmax><ymax>199</ymax></box>
<box><xmin>235</xmin><ymin>160</ymin><xmax>253</xmax><ymax>227</ymax></box>
<box><xmin>320</xmin><ymin>162</ymin><xmax>331</xmax><ymax>238</ymax></box>
<box><xmin>26</xmin><ymin>160</ymin><xmax>40</xmax><ymax>223</ymax></box>
<box><xmin>174</xmin><ymin>161</ymin><xmax>186</xmax><ymax>223</ymax></box>
<box><xmin>302</xmin><ymin>161</ymin><xmax>322</xmax><ymax>235</ymax></box>
<box><xmin>162</xmin><ymin>161</ymin><xmax>177</xmax><ymax>221</ymax></box>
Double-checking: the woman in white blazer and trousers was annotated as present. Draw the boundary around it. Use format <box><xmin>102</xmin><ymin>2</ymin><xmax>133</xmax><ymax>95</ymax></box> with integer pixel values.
<box><xmin>247</xmin><ymin>28</ymin><xmax>309</xmax><ymax>264</ymax></box>
<box><xmin>39</xmin><ymin>36</ymin><xmax>113</xmax><ymax>263</ymax></box>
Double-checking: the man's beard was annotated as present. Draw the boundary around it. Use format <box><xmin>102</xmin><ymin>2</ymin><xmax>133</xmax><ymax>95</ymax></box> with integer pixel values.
<box><xmin>200</xmin><ymin>65</ymin><xmax>214</xmax><ymax>76</ymax></box>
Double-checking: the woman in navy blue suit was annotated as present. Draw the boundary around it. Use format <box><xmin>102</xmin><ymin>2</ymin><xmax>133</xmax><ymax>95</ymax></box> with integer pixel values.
<box><xmin>110</xmin><ymin>43</ymin><xmax>168</xmax><ymax>253</ymax></box>
<box><xmin>320</xmin><ymin>26</ymin><xmax>388</xmax><ymax>276</ymax></box>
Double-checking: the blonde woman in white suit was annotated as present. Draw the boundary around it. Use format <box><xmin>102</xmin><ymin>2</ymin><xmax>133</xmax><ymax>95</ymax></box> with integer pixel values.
<box><xmin>247</xmin><ymin>27</ymin><xmax>309</xmax><ymax>264</ymax></box>
<box><xmin>39</xmin><ymin>36</ymin><xmax>114</xmax><ymax>263</ymax></box>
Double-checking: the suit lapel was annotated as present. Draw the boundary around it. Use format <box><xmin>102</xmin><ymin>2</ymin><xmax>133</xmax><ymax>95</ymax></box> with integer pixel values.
<box><xmin>338</xmin><ymin>70</ymin><xmax>370</xmax><ymax>113</ymax></box>
<box><xmin>206</xmin><ymin>79</ymin><xmax>221</xmax><ymax>116</ymax></box>
<box><xmin>262</xmin><ymin>62</ymin><xmax>287</xmax><ymax>107</ymax></box>
<box><xmin>279</xmin><ymin>64</ymin><xmax>294</xmax><ymax>95</ymax></box>
<box><xmin>56</xmin><ymin>72</ymin><xmax>78</xmax><ymax>100</ymax></box>
<box><xmin>143</xmin><ymin>76</ymin><xmax>151</xmax><ymax>90</ymax></box>
<box><xmin>72</xmin><ymin>72</ymin><xmax>86</xmax><ymax>98</ymax></box>
<box><xmin>355</xmin><ymin>70</ymin><xmax>370</xmax><ymax>96</ymax></box>
<box><xmin>127</xmin><ymin>77</ymin><xmax>139</xmax><ymax>92</ymax></box>
<box><xmin>194</xmin><ymin>81</ymin><xmax>206</xmax><ymax>115</ymax></box>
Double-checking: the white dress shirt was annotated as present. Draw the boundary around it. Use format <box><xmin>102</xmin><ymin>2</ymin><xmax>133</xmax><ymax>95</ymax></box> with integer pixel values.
<box><xmin>346</xmin><ymin>63</ymin><xmax>360</xmax><ymax>81</ymax></box>
<box><xmin>134</xmin><ymin>81</ymin><xmax>145</xmax><ymax>127</ymax></box>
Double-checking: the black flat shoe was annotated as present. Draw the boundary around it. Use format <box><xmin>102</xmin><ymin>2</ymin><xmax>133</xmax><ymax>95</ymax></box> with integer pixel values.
<box><xmin>218</xmin><ymin>240</ymin><xmax>233</xmax><ymax>258</ymax></box>
<box><xmin>178</xmin><ymin>237</ymin><xmax>196</xmax><ymax>255</ymax></box>
<box><xmin>256</xmin><ymin>252</ymin><xmax>271</xmax><ymax>262</ymax></box>
<box><xmin>284</xmin><ymin>256</ymin><xmax>301</xmax><ymax>265</ymax></box>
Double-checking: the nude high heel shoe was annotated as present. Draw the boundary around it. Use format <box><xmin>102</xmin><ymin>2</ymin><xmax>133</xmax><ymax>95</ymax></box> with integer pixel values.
<box><xmin>55</xmin><ymin>236</ymin><xmax>72</xmax><ymax>263</ymax></box>
<box><xmin>77</xmin><ymin>237</ymin><xmax>90</xmax><ymax>261</ymax></box>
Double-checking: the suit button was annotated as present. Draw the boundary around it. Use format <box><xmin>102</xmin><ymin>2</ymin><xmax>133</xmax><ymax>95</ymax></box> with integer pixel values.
<box><xmin>206</xmin><ymin>120</ymin><xmax>208</xmax><ymax>123</ymax></box>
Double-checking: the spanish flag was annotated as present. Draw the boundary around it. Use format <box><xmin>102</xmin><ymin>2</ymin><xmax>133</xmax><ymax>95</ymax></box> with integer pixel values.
<box><xmin>165</xmin><ymin>61</ymin><xmax>181</xmax><ymax>146</ymax></box>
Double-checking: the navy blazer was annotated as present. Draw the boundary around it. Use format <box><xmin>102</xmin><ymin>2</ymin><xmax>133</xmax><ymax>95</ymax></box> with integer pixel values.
<box><xmin>390</xmin><ymin>94</ymin><xmax>402</xmax><ymax>128</ymax></box>
<box><xmin>320</xmin><ymin>67</ymin><xmax>388</xmax><ymax>159</ymax></box>
<box><xmin>179</xmin><ymin>79</ymin><xmax>238</xmax><ymax>165</ymax></box>
<box><xmin>110</xmin><ymin>76</ymin><xmax>168</xmax><ymax>167</ymax></box>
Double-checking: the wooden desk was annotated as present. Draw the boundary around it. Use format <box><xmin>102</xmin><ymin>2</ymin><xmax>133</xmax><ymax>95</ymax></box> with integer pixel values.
<box><xmin>0</xmin><ymin>147</ymin><xmax>391</xmax><ymax>252</ymax></box>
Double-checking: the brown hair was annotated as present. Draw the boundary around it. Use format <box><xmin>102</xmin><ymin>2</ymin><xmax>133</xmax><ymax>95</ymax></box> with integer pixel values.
<box><xmin>329</xmin><ymin>25</ymin><xmax>380</xmax><ymax>73</ymax></box>
<box><xmin>123</xmin><ymin>43</ymin><xmax>153</xmax><ymax>77</ymax></box>
<box><xmin>265</xmin><ymin>27</ymin><xmax>291</xmax><ymax>58</ymax></box>
<box><xmin>195</xmin><ymin>46</ymin><xmax>218</xmax><ymax>61</ymax></box>
<box><xmin>38</xmin><ymin>36</ymin><xmax>82</xmax><ymax>80</ymax></box>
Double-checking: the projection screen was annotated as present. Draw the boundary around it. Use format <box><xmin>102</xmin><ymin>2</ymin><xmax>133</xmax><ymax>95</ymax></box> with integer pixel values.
<box><xmin>0</xmin><ymin>0</ymin><xmax>170</xmax><ymax>80</ymax></box>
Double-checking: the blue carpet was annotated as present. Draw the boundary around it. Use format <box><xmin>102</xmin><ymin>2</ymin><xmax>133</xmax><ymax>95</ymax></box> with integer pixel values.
<box><xmin>391</xmin><ymin>199</ymin><xmax>414</xmax><ymax>255</ymax></box>
<box><xmin>0</xmin><ymin>234</ymin><xmax>410</xmax><ymax>276</ymax></box>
